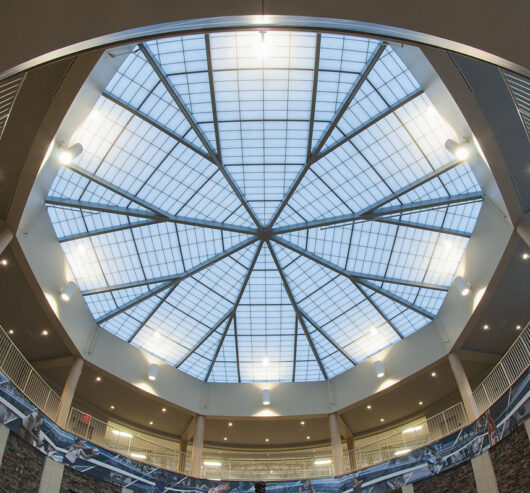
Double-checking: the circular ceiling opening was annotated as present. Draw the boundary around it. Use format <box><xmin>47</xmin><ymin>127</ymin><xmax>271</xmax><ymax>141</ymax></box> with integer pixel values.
<box><xmin>46</xmin><ymin>30</ymin><xmax>482</xmax><ymax>383</ymax></box>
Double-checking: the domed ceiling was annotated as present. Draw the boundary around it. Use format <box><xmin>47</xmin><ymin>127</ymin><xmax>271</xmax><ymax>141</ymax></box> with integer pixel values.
<box><xmin>46</xmin><ymin>30</ymin><xmax>483</xmax><ymax>383</ymax></box>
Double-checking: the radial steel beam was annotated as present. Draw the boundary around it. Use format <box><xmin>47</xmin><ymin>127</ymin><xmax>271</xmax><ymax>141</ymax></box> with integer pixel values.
<box><xmin>57</xmin><ymin>219</ymin><xmax>162</xmax><ymax>242</ymax></box>
<box><xmin>176</xmin><ymin>310</ymin><xmax>233</xmax><ymax>368</ymax></box>
<box><xmin>96</xmin><ymin>280</ymin><xmax>176</xmax><ymax>325</ymax></box>
<box><xmin>317</xmin><ymin>88</ymin><xmax>424</xmax><ymax>160</ymax></box>
<box><xmin>205</xmin><ymin>241</ymin><xmax>264</xmax><ymax>381</ymax></box>
<box><xmin>267</xmin><ymin>241</ymin><xmax>328</xmax><ymax>380</ymax></box>
<box><xmin>272</xmin><ymin>237</ymin><xmax>449</xmax><ymax>291</ymax></box>
<box><xmin>82</xmin><ymin>237</ymin><xmax>258</xmax><ymax>295</ymax></box>
<box><xmin>139</xmin><ymin>43</ymin><xmax>263</xmax><ymax>230</ymax></box>
<box><xmin>271</xmin><ymin>191</ymin><xmax>483</xmax><ymax>235</ymax></box>
<box><xmin>126</xmin><ymin>283</ymin><xmax>178</xmax><ymax>343</ymax></box>
<box><xmin>373</xmin><ymin>218</ymin><xmax>472</xmax><ymax>238</ymax></box>
<box><xmin>300</xmin><ymin>309</ymin><xmax>357</xmax><ymax>364</ymax></box>
<box><xmin>205</xmin><ymin>34</ymin><xmax>222</xmax><ymax>163</ymax></box>
<box><xmin>306</xmin><ymin>33</ymin><xmax>321</xmax><ymax>160</ymax></box>
<box><xmin>103</xmin><ymin>92</ymin><xmax>212</xmax><ymax>162</ymax></box>
<box><xmin>46</xmin><ymin>194</ymin><xmax>257</xmax><ymax>235</ymax></box>
<box><xmin>233</xmin><ymin>314</ymin><xmax>241</xmax><ymax>383</ymax></box>
<box><xmin>292</xmin><ymin>317</ymin><xmax>298</xmax><ymax>382</ymax></box>
<box><xmin>267</xmin><ymin>43</ymin><xmax>386</xmax><ymax>228</ymax></box>
<box><xmin>353</xmin><ymin>281</ymin><xmax>403</xmax><ymax>338</ymax></box>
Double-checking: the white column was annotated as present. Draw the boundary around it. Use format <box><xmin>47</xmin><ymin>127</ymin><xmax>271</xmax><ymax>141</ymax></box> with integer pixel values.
<box><xmin>449</xmin><ymin>353</ymin><xmax>479</xmax><ymax>422</ymax></box>
<box><xmin>329</xmin><ymin>412</ymin><xmax>344</xmax><ymax>476</ymax></box>
<box><xmin>190</xmin><ymin>415</ymin><xmax>204</xmax><ymax>477</ymax></box>
<box><xmin>402</xmin><ymin>484</ymin><xmax>414</xmax><ymax>493</ymax></box>
<box><xmin>39</xmin><ymin>457</ymin><xmax>64</xmax><ymax>493</ymax></box>
<box><xmin>525</xmin><ymin>418</ymin><xmax>530</xmax><ymax>440</ymax></box>
<box><xmin>0</xmin><ymin>227</ymin><xmax>13</xmax><ymax>255</ymax></box>
<box><xmin>56</xmin><ymin>357</ymin><xmax>84</xmax><ymax>428</ymax></box>
<box><xmin>471</xmin><ymin>452</ymin><xmax>499</xmax><ymax>493</ymax></box>
<box><xmin>122</xmin><ymin>489</ymin><xmax>135</xmax><ymax>493</ymax></box>
<box><xmin>516</xmin><ymin>217</ymin><xmax>530</xmax><ymax>248</ymax></box>
<box><xmin>0</xmin><ymin>423</ymin><xmax>9</xmax><ymax>467</ymax></box>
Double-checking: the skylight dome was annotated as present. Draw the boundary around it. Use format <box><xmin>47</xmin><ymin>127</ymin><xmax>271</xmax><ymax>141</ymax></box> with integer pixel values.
<box><xmin>47</xmin><ymin>30</ymin><xmax>483</xmax><ymax>383</ymax></box>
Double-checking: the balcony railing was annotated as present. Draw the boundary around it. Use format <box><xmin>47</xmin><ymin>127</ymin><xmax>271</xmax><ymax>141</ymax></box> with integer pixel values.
<box><xmin>0</xmin><ymin>73</ymin><xmax>25</xmax><ymax>142</ymax></box>
<box><xmin>0</xmin><ymin>321</ymin><xmax>528</xmax><ymax>480</ymax></box>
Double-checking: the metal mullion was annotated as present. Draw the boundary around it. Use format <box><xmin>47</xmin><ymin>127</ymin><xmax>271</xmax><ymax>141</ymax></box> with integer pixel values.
<box><xmin>176</xmin><ymin>311</ymin><xmax>233</xmax><ymax>368</ymax></box>
<box><xmin>205</xmin><ymin>241</ymin><xmax>264</xmax><ymax>381</ymax></box>
<box><xmin>267</xmin><ymin>43</ymin><xmax>387</xmax><ymax>229</ymax></box>
<box><xmin>139</xmin><ymin>43</ymin><xmax>263</xmax><ymax>230</ymax></box>
<box><xmin>301</xmin><ymin>310</ymin><xmax>357</xmax><ymax>364</ymax></box>
<box><xmin>271</xmin><ymin>191</ymin><xmax>482</xmax><ymax>234</ymax></box>
<box><xmin>57</xmin><ymin>219</ymin><xmax>162</xmax><ymax>242</ymax></box>
<box><xmin>267</xmin><ymin>241</ymin><xmax>328</xmax><ymax>380</ymax></box>
<box><xmin>205</xmin><ymin>34</ymin><xmax>222</xmax><ymax>162</ymax></box>
<box><xmin>272</xmin><ymin>236</ymin><xmax>448</xmax><ymax>291</ymax></box>
<box><xmin>234</xmin><ymin>314</ymin><xmax>241</xmax><ymax>383</ymax></box>
<box><xmin>82</xmin><ymin>237</ymin><xmax>257</xmax><ymax>294</ymax></box>
<box><xmin>298</xmin><ymin>275</ymin><xmax>341</xmax><ymax>304</ymax></box>
<box><xmin>316</xmin><ymin>88</ymin><xmax>423</xmax><ymax>160</ymax></box>
<box><xmin>306</xmin><ymin>33</ymin><xmax>321</xmax><ymax>159</ymax></box>
<box><xmin>103</xmin><ymin>92</ymin><xmax>212</xmax><ymax>162</ymax></box>
<box><xmin>126</xmin><ymin>283</ymin><xmax>179</xmax><ymax>343</ymax></box>
<box><xmin>353</xmin><ymin>281</ymin><xmax>403</xmax><ymax>339</ymax></box>
<box><xmin>344</xmin><ymin>223</ymin><xmax>355</xmax><ymax>271</ymax></box>
<box><xmin>308</xmin><ymin>168</ymin><xmax>354</xmax><ymax>214</ymax></box>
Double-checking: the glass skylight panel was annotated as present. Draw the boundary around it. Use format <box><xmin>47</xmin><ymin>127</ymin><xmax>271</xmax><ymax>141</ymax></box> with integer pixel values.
<box><xmin>46</xmin><ymin>29</ymin><xmax>484</xmax><ymax>382</ymax></box>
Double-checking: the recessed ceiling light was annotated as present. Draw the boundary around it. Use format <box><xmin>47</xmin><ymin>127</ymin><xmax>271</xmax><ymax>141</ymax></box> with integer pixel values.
<box><xmin>366</xmin><ymin>405</ymin><xmax>372</xmax><ymax>410</ymax></box>
<box><xmin>223</xmin><ymin>437</ymin><xmax>227</xmax><ymax>441</ymax></box>
<box><xmin>149</xmin><ymin>421</ymin><xmax>153</xmax><ymax>425</ymax></box>
<box><xmin>41</xmin><ymin>329</ymin><xmax>49</xmax><ymax>336</ymax></box>
<box><xmin>162</xmin><ymin>408</ymin><xmax>166</xmax><ymax>413</ymax></box>
<box><xmin>0</xmin><ymin>259</ymin><xmax>7</xmax><ymax>266</ymax></box>
<box><xmin>306</xmin><ymin>436</ymin><xmax>310</xmax><ymax>440</ymax></box>
<box><xmin>110</xmin><ymin>405</ymin><xmax>115</xmax><ymax>410</ymax></box>
<box><xmin>95</xmin><ymin>376</ymin><xmax>102</xmax><ymax>382</ymax></box>
<box><xmin>431</xmin><ymin>372</ymin><xmax>437</xmax><ymax>377</ymax></box>
<box><xmin>523</xmin><ymin>253</ymin><xmax>529</xmax><ymax>260</ymax></box>
<box><xmin>265</xmin><ymin>438</ymin><xmax>269</xmax><ymax>442</ymax></box>
<box><xmin>300</xmin><ymin>421</ymin><xmax>305</xmax><ymax>425</ymax></box>
<box><xmin>228</xmin><ymin>422</ymin><xmax>233</xmax><ymax>427</ymax></box>
<box><xmin>380</xmin><ymin>418</ymin><xmax>385</xmax><ymax>422</ymax></box>
<box><xmin>483</xmin><ymin>324</ymin><xmax>490</xmax><ymax>330</ymax></box>
<box><xmin>419</xmin><ymin>401</ymin><xmax>423</xmax><ymax>406</ymax></box>
<box><xmin>8</xmin><ymin>329</ymin><xmax>14</xmax><ymax>335</ymax></box>
<box><xmin>516</xmin><ymin>325</ymin><xmax>522</xmax><ymax>330</ymax></box>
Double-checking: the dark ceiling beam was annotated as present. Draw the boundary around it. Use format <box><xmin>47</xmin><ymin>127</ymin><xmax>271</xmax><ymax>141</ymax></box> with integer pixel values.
<box><xmin>373</xmin><ymin>218</ymin><xmax>472</xmax><ymax>238</ymax></box>
<box><xmin>31</xmin><ymin>355</ymin><xmax>75</xmax><ymax>370</ymax></box>
<box><xmin>57</xmin><ymin>219</ymin><xmax>162</xmax><ymax>243</ymax></box>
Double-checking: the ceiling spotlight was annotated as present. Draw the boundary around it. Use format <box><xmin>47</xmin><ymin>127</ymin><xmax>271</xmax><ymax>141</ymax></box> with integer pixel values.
<box><xmin>522</xmin><ymin>253</ymin><xmax>529</xmax><ymax>260</ymax></box>
<box><xmin>8</xmin><ymin>329</ymin><xmax>14</xmax><ymax>335</ymax></box>
<box><xmin>516</xmin><ymin>325</ymin><xmax>522</xmax><ymax>330</ymax></box>
<box><xmin>454</xmin><ymin>276</ymin><xmax>471</xmax><ymax>296</ymax></box>
<box><xmin>300</xmin><ymin>421</ymin><xmax>305</xmax><ymax>425</ymax></box>
<box><xmin>262</xmin><ymin>389</ymin><xmax>271</xmax><ymax>406</ymax></box>
<box><xmin>380</xmin><ymin>418</ymin><xmax>385</xmax><ymax>422</ymax></box>
<box><xmin>419</xmin><ymin>401</ymin><xmax>423</xmax><ymax>406</ymax></box>
<box><xmin>367</xmin><ymin>405</ymin><xmax>372</xmax><ymax>410</ymax></box>
<box><xmin>265</xmin><ymin>438</ymin><xmax>269</xmax><ymax>442</ymax></box>
<box><xmin>228</xmin><ymin>422</ymin><xmax>233</xmax><ymax>427</ymax></box>
<box><xmin>148</xmin><ymin>364</ymin><xmax>158</xmax><ymax>381</ymax></box>
<box><xmin>0</xmin><ymin>259</ymin><xmax>7</xmax><ymax>266</ymax></box>
<box><xmin>445</xmin><ymin>139</ymin><xmax>469</xmax><ymax>160</ymax></box>
<box><xmin>223</xmin><ymin>437</ymin><xmax>228</xmax><ymax>441</ymax></box>
<box><xmin>149</xmin><ymin>421</ymin><xmax>153</xmax><ymax>425</ymax></box>
<box><xmin>95</xmin><ymin>376</ymin><xmax>102</xmax><ymax>382</ymax></box>
<box><xmin>58</xmin><ymin>143</ymin><xmax>83</xmax><ymax>165</ymax></box>
<box><xmin>41</xmin><ymin>329</ymin><xmax>49</xmax><ymax>336</ymax></box>
<box><xmin>306</xmin><ymin>436</ymin><xmax>311</xmax><ymax>440</ymax></box>
<box><xmin>374</xmin><ymin>360</ymin><xmax>385</xmax><ymax>378</ymax></box>
<box><xmin>483</xmin><ymin>324</ymin><xmax>490</xmax><ymax>330</ymax></box>
<box><xmin>110</xmin><ymin>405</ymin><xmax>115</xmax><ymax>410</ymax></box>
<box><xmin>431</xmin><ymin>372</ymin><xmax>437</xmax><ymax>377</ymax></box>
<box><xmin>59</xmin><ymin>281</ymin><xmax>77</xmax><ymax>301</ymax></box>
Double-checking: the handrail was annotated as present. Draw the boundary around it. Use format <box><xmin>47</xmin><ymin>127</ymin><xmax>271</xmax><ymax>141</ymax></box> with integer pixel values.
<box><xmin>0</xmin><ymin>322</ymin><xmax>528</xmax><ymax>480</ymax></box>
